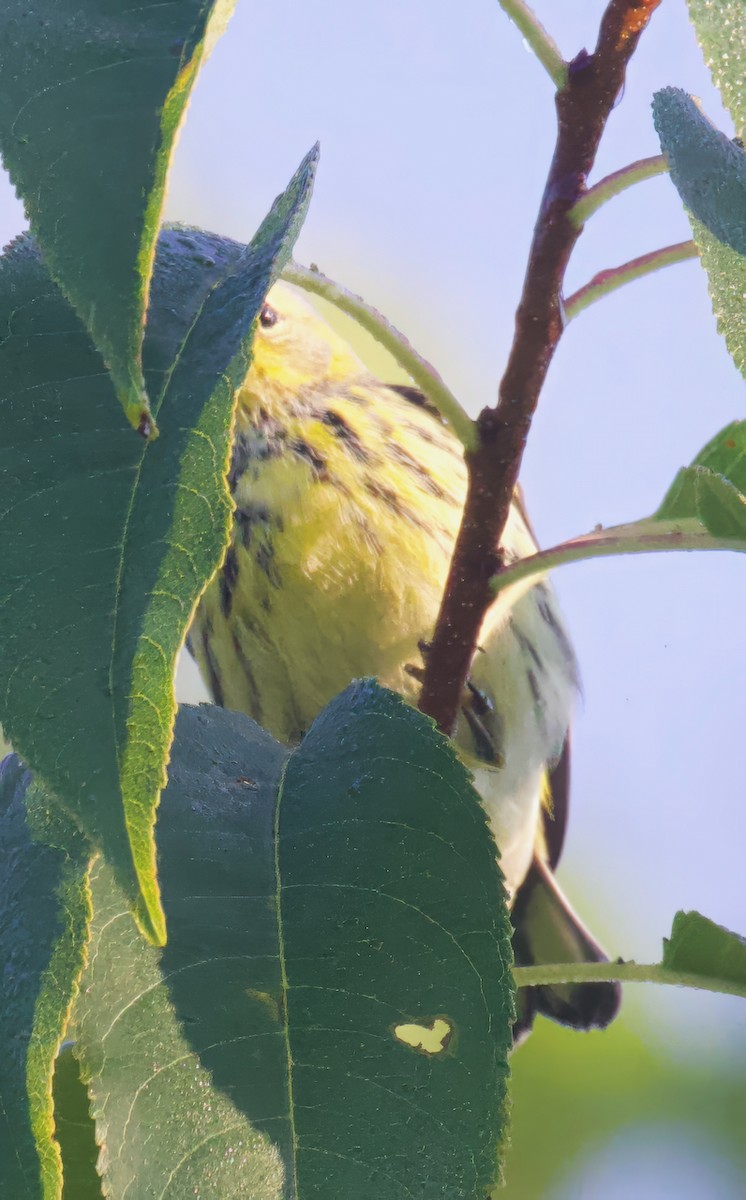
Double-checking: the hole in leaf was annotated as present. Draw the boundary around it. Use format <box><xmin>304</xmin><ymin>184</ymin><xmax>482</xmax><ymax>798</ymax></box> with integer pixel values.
<box><xmin>393</xmin><ymin>1017</ymin><xmax>453</xmax><ymax>1055</ymax></box>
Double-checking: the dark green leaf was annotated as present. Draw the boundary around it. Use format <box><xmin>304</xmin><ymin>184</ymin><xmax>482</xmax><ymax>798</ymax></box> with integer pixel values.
<box><xmin>0</xmin><ymin>755</ymin><xmax>90</xmax><ymax>1200</ymax></box>
<box><xmin>0</xmin><ymin>148</ymin><xmax>317</xmax><ymax>943</ymax></box>
<box><xmin>278</xmin><ymin>680</ymin><xmax>513</xmax><ymax>1198</ymax></box>
<box><xmin>687</xmin><ymin>0</ymin><xmax>746</xmax><ymax>138</ymax></box>
<box><xmin>653</xmin><ymin>88</ymin><xmax>746</xmax><ymax>379</ymax></box>
<box><xmin>73</xmin><ymin>708</ymin><xmax>289</xmax><ymax>1199</ymax></box>
<box><xmin>72</xmin><ymin>686</ymin><xmax>512</xmax><ymax>1197</ymax></box>
<box><xmin>663</xmin><ymin>910</ymin><xmax>746</xmax><ymax>996</ymax></box>
<box><xmin>0</xmin><ymin>0</ymin><xmax>238</xmax><ymax>432</ymax></box>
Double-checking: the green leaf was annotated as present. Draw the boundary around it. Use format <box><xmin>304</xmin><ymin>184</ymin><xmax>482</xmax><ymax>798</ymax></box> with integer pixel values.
<box><xmin>653</xmin><ymin>88</ymin><xmax>746</xmax><ymax>380</ymax></box>
<box><xmin>489</xmin><ymin>419</ymin><xmax>746</xmax><ymax>591</ymax></box>
<box><xmin>656</xmin><ymin>466</ymin><xmax>746</xmax><ymax>539</ymax></box>
<box><xmin>663</xmin><ymin>910</ymin><xmax>746</xmax><ymax>997</ymax></box>
<box><xmin>71</xmin><ymin>687</ymin><xmax>512</xmax><ymax>1197</ymax></box>
<box><xmin>689</xmin><ymin>212</ymin><xmax>746</xmax><ymax>381</ymax></box>
<box><xmin>0</xmin><ymin>754</ymin><xmax>90</xmax><ymax>1200</ymax></box>
<box><xmin>687</xmin><ymin>0</ymin><xmax>746</xmax><ymax>138</ymax></box>
<box><xmin>0</xmin><ymin>148</ymin><xmax>317</xmax><ymax>943</ymax></box>
<box><xmin>73</xmin><ymin>709</ymin><xmax>289</xmax><ymax>1199</ymax></box>
<box><xmin>489</xmin><ymin>427</ymin><xmax>746</xmax><ymax>597</ymax></box>
<box><xmin>0</xmin><ymin>0</ymin><xmax>237</xmax><ymax>433</ymax></box>
<box><xmin>652</xmin><ymin>88</ymin><xmax>746</xmax><ymax>257</ymax></box>
<box><xmin>278</xmin><ymin>680</ymin><xmax>513</xmax><ymax>1197</ymax></box>
<box><xmin>656</xmin><ymin>421</ymin><xmax>746</xmax><ymax>537</ymax></box>
<box><xmin>680</xmin><ymin>418</ymin><xmax>746</xmax><ymax>486</ymax></box>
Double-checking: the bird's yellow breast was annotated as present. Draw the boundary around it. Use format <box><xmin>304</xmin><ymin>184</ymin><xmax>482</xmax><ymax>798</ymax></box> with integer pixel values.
<box><xmin>189</xmin><ymin>281</ymin><xmax>578</xmax><ymax>894</ymax></box>
<box><xmin>199</xmin><ymin>370</ymin><xmax>466</xmax><ymax>741</ymax></box>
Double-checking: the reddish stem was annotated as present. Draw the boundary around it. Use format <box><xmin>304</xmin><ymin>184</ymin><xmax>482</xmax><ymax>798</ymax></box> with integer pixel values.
<box><xmin>418</xmin><ymin>0</ymin><xmax>662</xmax><ymax>734</ymax></box>
<box><xmin>564</xmin><ymin>239</ymin><xmax>698</xmax><ymax>319</ymax></box>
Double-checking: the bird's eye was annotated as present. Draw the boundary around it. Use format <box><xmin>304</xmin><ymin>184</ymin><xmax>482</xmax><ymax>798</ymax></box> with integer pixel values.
<box><xmin>259</xmin><ymin>304</ymin><xmax>279</xmax><ymax>328</ymax></box>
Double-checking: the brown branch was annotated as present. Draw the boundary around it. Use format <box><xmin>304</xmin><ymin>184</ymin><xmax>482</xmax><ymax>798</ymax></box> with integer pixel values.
<box><xmin>418</xmin><ymin>0</ymin><xmax>662</xmax><ymax>734</ymax></box>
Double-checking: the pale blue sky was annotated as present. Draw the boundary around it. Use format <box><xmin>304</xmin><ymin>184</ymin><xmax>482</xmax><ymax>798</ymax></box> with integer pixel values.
<box><xmin>1</xmin><ymin>2</ymin><xmax>743</xmax><ymax>1188</ymax></box>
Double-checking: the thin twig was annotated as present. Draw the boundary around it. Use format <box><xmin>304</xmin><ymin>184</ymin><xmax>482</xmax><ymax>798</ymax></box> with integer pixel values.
<box><xmin>513</xmin><ymin>960</ymin><xmax>746</xmax><ymax>999</ymax></box>
<box><xmin>282</xmin><ymin>260</ymin><xmax>476</xmax><ymax>450</ymax></box>
<box><xmin>565</xmin><ymin>239</ymin><xmax>698</xmax><ymax>320</ymax></box>
<box><xmin>498</xmin><ymin>0</ymin><xmax>567</xmax><ymax>88</ymax></box>
<box><xmin>418</xmin><ymin>0</ymin><xmax>663</xmax><ymax>736</ymax></box>
<box><xmin>489</xmin><ymin>517</ymin><xmax>740</xmax><ymax>599</ymax></box>
<box><xmin>570</xmin><ymin>153</ymin><xmax>668</xmax><ymax>226</ymax></box>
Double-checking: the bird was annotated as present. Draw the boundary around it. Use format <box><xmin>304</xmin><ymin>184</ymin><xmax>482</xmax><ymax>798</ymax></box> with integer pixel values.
<box><xmin>188</xmin><ymin>279</ymin><xmax>621</xmax><ymax>1041</ymax></box>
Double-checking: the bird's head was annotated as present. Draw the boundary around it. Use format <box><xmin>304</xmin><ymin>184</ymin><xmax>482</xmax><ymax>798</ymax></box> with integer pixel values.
<box><xmin>243</xmin><ymin>281</ymin><xmax>365</xmax><ymax>408</ymax></box>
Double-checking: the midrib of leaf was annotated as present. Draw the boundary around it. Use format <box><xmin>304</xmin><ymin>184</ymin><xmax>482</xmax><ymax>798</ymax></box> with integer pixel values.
<box><xmin>108</xmin><ymin>244</ymin><xmax>224</xmax><ymax>696</ymax></box>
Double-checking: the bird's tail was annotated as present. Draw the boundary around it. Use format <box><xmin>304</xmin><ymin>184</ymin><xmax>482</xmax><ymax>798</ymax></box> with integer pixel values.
<box><xmin>510</xmin><ymin>854</ymin><xmax>621</xmax><ymax>1045</ymax></box>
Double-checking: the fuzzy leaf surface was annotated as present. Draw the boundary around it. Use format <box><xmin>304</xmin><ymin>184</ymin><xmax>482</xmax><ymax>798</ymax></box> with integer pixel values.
<box><xmin>688</xmin><ymin>212</ymin><xmax>746</xmax><ymax>381</ymax></box>
<box><xmin>687</xmin><ymin>0</ymin><xmax>746</xmax><ymax>138</ymax></box>
<box><xmin>653</xmin><ymin>88</ymin><xmax>746</xmax><ymax>379</ymax></box>
<box><xmin>653</xmin><ymin>88</ymin><xmax>746</xmax><ymax>257</ymax></box>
